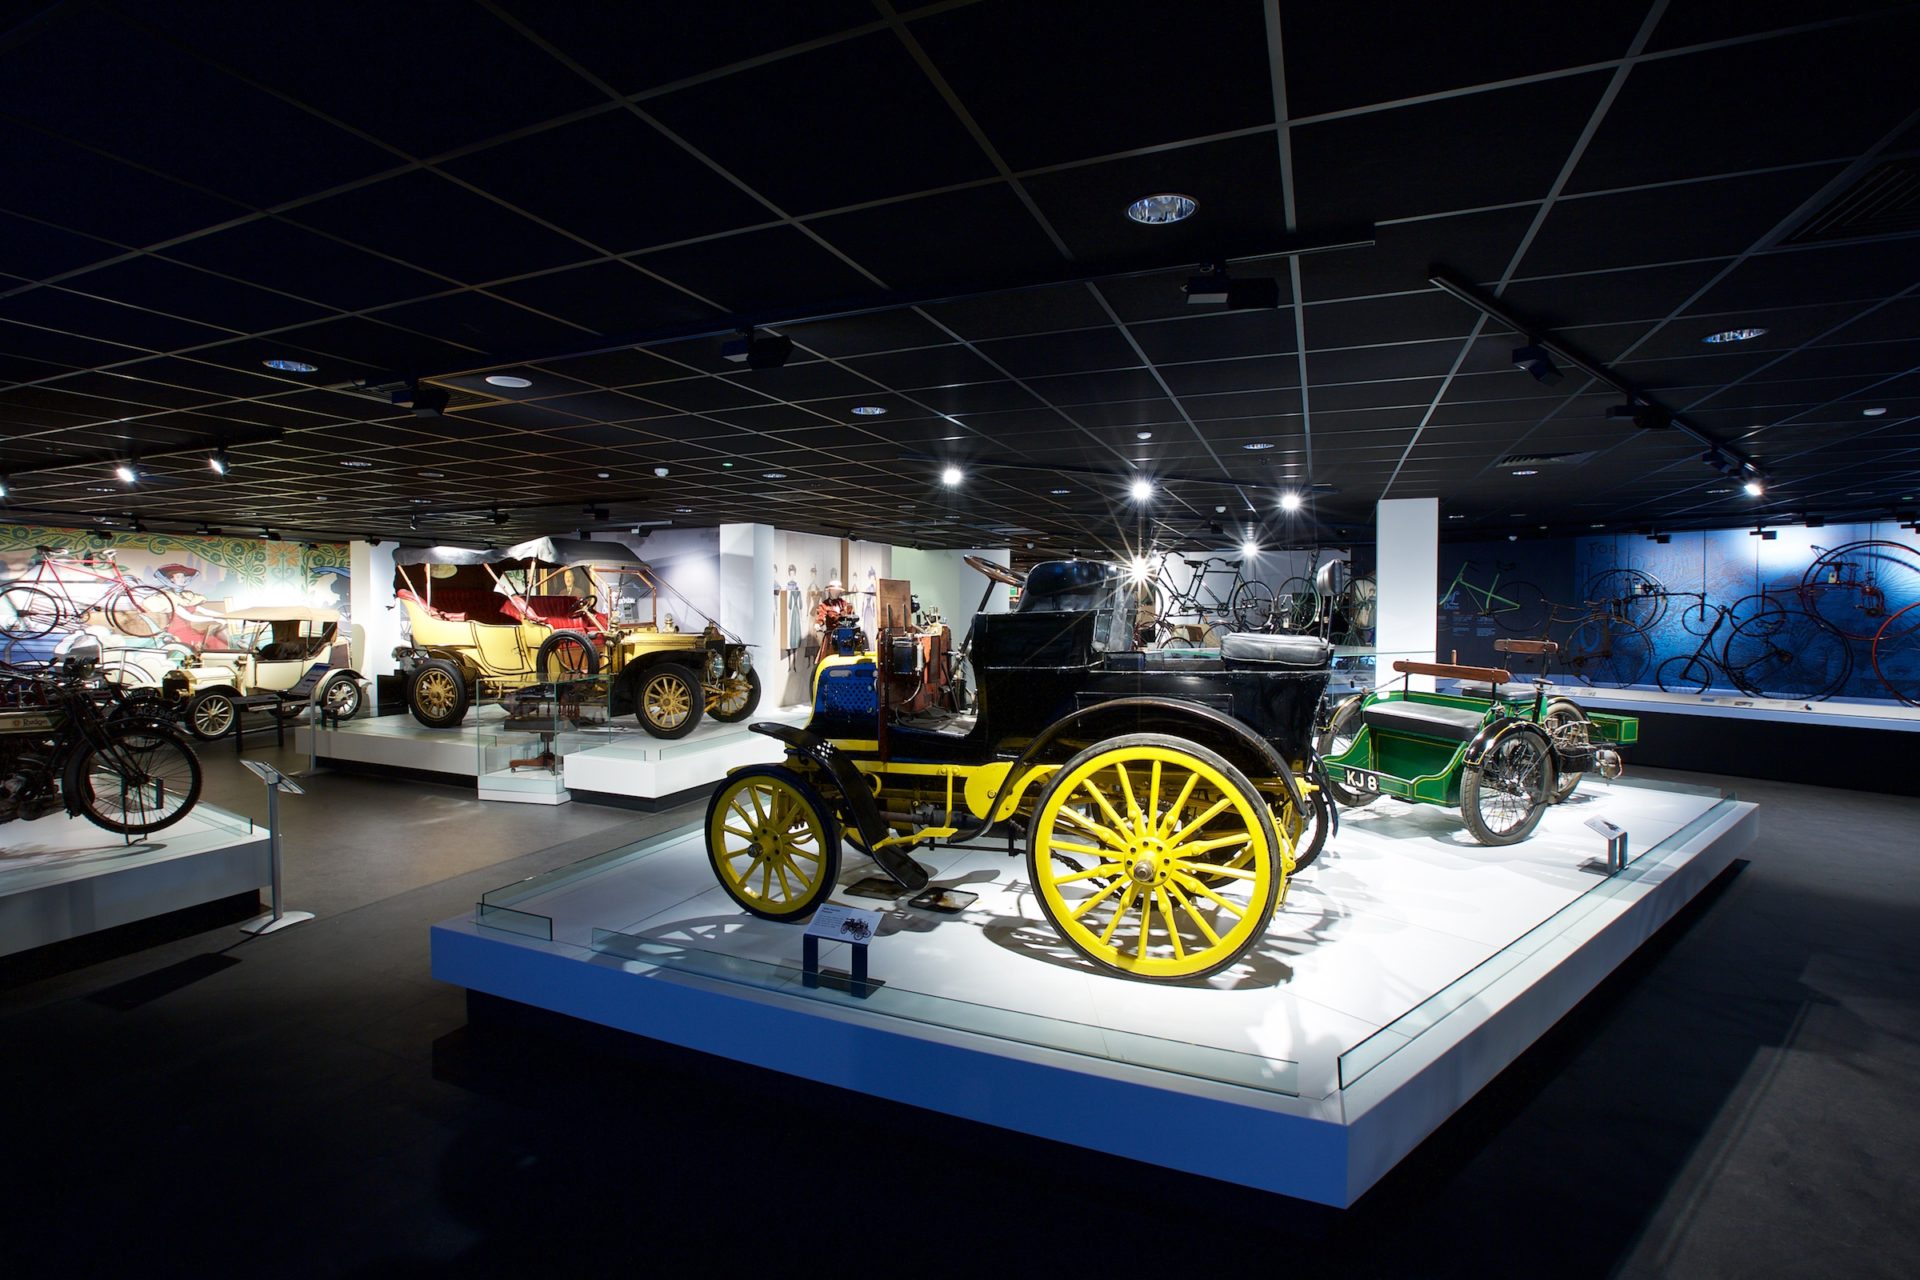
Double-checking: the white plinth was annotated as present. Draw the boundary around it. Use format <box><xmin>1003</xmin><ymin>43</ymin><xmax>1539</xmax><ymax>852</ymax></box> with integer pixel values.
<box><xmin>432</xmin><ymin>778</ymin><xmax>1754</xmax><ymax>1206</ymax></box>
<box><xmin>0</xmin><ymin>803</ymin><xmax>270</xmax><ymax>957</ymax></box>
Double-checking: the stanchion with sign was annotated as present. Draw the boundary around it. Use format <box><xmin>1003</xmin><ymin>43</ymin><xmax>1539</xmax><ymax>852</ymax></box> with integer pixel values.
<box><xmin>239</xmin><ymin>759</ymin><xmax>313</xmax><ymax>935</ymax></box>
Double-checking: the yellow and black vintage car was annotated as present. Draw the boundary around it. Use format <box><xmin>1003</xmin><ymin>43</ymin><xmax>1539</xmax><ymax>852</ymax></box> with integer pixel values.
<box><xmin>705</xmin><ymin>557</ymin><xmax>1335</xmax><ymax>982</ymax></box>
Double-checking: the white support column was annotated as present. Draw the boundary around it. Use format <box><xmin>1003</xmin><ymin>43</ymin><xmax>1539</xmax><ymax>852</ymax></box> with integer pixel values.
<box><xmin>1374</xmin><ymin>498</ymin><xmax>1438</xmax><ymax>690</ymax></box>
<box><xmin>719</xmin><ymin>523</ymin><xmax>777</xmax><ymax>668</ymax></box>
<box><xmin>349</xmin><ymin>540</ymin><xmax>401</xmax><ymax>678</ymax></box>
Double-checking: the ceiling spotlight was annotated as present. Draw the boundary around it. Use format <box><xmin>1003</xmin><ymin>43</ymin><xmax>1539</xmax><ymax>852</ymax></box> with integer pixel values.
<box><xmin>1242</xmin><ymin>441</ymin><xmax>1274</xmax><ymax>451</ymax></box>
<box><xmin>1135</xmin><ymin>431</ymin><xmax>1153</xmax><ymax>441</ymax></box>
<box><xmin>851</xmin><ymin>405</ymin><xmax>886</xmax><ymax>416</ymax></box>
<box><xmin>1750</xmin><ymin>526</ymin><xmax>1777</xmax><ymax>540</ymax></box>
<box><xmin>1125</xmin><ymin>193</ymin><xmax>1197</xmax><ymax>225</ymax></box>
<box><xmin>1647</xmin><ymin>532</ymin><xmax>1672</xmax><ymax>544</ymax></box>
<box><xmin>490</xmin><ymin>507</ymin><xmax>507</xmax><ymax>525</ymax></box>
<box><xmin>264</xmin><ymin>358</ymin><xmax>317</xmax><ymax>373</ymax></box>
<box><xmin>722</xmin><ymin>330</ymin><xmax>794</xmax><ymax>370</ymax></box>
<box><xmin>941</xmin><ymin>466</ymin><xmax>964</xmax><ymax>487</ymax></box>
<box><xmin>596</xmin><ymin>471</ymin><xmax>611</xmax><ymax>480</ymax></box>
<box><xmin>1744</xmin><ymin>477</ymin><xmax>1767</xmax><ymax>497</ymax></box>
<box><xmin>1607</xmin><ymin>401</ymin><xmax>1671</xmax><ymax>430</ymax></box>
<box><xmin>1129</xmin><ymin>478</ymin><xmax>1154</xmax><ymax>502</ymax></box>
<box><xmin>208</xmin><ymin>448</ymin><xmax>230</xmax><ymax>476</ymax></box>
<box><xmin>1804</xmin><ymin>516</ymin><xmax>1826</xmax><ymax>529</ymax></box>
<box><xmin>131</xmin><ymin>515</ymin><xmax>147</xmax><ymax>533</ymax></box>
<box><xmin>1049</xmin><ymin>488</ymin><xmax>1070</xmax><ymax>495</ymax></box>
<box><xmin>1863</xmin><ymin>407</ymin><xmax>1887</xmax><ymax>417</ymax></box>
<box><xmin>1183</xmin><ymin>267</ymin><xmax>1281</xmax><ymax>310</ymax></box>
<box><xmin>764</xmin><ymin>472</ymin><xmax>786</xmax><ymax>480</ymax></box>
<box><xmin>1279</xmin><ymin>491</ymin><xmax>1303</xmax><ymax>512</ymax></box>
<box><xmin>1241</xmin><ymin>539</ymin><xmax>1260</xmax><ymax>558</ymax></box>
<box><xmin>653</xmin><ymin>466</ymin><xmax>669</xmax><ymax>478</ymax></box>
<box><xmin>1511</xmin><ymin>469</ymin><xmax>1538</xmax><ymax>477</ymax></box>
<box><xmin>409</xmin><ymin>516</ymin><xmax>419</xmax><ymax>531</ymax></box>
<box><xmin>1703</xmin><ymin>328</ymin><xmax>1766</xmax><ymax>344</ymax></box>
<box><xmin>263</xmin><ymin>528</ymin><xmax>280</xmax><ymax>541</ymax></box>
<box><xmin>1511</xmin><ymin>343</ymin><xmax>1563</xmax><ymax>385</ymax></box>
<box><xmin>115</xmin><ymin>462</ymin><xmax>138</xmax><ymax>483</ymax></box>
<box><xmin>341</xmin><ymin>459</ymin><xmax>373</xmax><ymax>468</ymax></box>
<box><xmin>0</xmin><ymin>475</ymin><xmax>8</xmax><ymax>500</ymax></box>
<box><xmin>485</xmin><ymin>374</ymin><xmax>533</xmax><ymax>388</ymax></box>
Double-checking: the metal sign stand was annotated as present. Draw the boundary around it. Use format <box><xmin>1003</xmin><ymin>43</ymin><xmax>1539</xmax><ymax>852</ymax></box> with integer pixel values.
<box><xmin>239</xmin><ymin>759</ymin><xmax>313</xmax><ymax>935</ymax></box>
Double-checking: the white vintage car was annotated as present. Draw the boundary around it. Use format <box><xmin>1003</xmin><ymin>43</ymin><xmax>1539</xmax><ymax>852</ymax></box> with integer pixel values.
<box><xmin>159</xmin><ymin>605</ymin><xmax>365</xmax><ymax>739</ymax></box>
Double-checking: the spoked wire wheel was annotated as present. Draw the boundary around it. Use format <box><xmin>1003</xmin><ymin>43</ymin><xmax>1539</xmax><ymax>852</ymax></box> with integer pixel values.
<box><xmin>1315</xmin><ymin>695</ymin><xmax>1375</xmax><ymax>808</ymax></box>
<box><xmin>1871</xmin><ymin>601</ymin><xmax>1920</xmax><ymax>706</ymax></box>
<box><xmin>1028</xmin><ymin>734</ymin><xmax>1285</xmax><ymax>980</ymax></box>
<box><xmin>1489</xmin><ymin>580</ymin><xmax>1550</xmax><ymax>635</ymax></box>
<box><xmin>1585</xmin><ymin>568</ymin><xmax>1666</xmax><ymax>630</ymax></box>
<box><xmin>107</xmin><ymin>586</ymin><xmax>175</xmax><ymax>638</ymax></box>
<box><xmin>705</xmin><ymin>765</ymin><xmax>840</xmax><ymax>920</ymax></box>
<box><xmin>1342</xmin><ymin>575</ymin><xmax>1378</xmax><ymax>631</ymax></box>
<box><xmin>71</xmin><ymin>721</ymin><xmax>204</xmax><ymax>835</ymax></box>
<box><xmin>1566</xmin><ymin>612</ymin><xmax>1652</xmax><ymax>687</ymax></box>
<box><xmin>1799</xmin><ymin>540</ymin><xmax>1920</xmax><ymax>641</ymax></box>
<box><xmin>1725</xmin><ymin>607</ymin><xmax>1851</xmax><ymax>701</ymax></box>
<box><xmin>1229</xmin><ymin>579</ymin><xmax>1274</xmax><ymax>631</ymax></box>
<box><xmin>1541</xmin><ymin>698</ymin><xmax>1590</xmax><ymax>802</ymax></box>
<box><xmin>1459</xmin><ymin>726</ymin><xmax>1550</xmax><ymax>845</ymax></box>
<box><xmin>1271</xmin><ymin>577</ymin><xmax>1316</xmax><ymax>633</ymax></box>
<box><xmin>0</xmin><ymin>583</ymin><xmax>63</xmax><ymax>640</ymax></box>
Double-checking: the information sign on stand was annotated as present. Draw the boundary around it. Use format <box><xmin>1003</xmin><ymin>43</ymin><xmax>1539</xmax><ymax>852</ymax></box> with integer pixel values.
<box><xmin>1584</xmin><ymin>816</ymin><xmax>1629</xmax><ymax>874</ymax></box>
<box><xmin>238</xmin><ymin>760</ymin><xmax>313</xmax><ymax>935</ymax></box>
<box><xmin>802</xmin><ymin>903</ymin><xmax>884</xmax><ymax>996</ymax></box>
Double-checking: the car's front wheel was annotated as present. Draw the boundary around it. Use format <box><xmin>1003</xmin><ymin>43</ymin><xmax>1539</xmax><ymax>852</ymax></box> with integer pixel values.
<box><xmin>634</xmin><ymin>663</ymin><xmax>703</xmax><ymax>739</ymax></box>
<box><xmin>185</xmin><ymin>690</ymin><xmax>237</xmax><ymax>741</ymax></box>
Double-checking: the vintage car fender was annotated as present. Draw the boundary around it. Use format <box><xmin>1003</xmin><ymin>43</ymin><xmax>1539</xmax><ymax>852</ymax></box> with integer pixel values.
<box><xmin>1460</xmin><ymin>714</ymin><xmax>1554</xmax><ymax>771</ymax></box>
<box><xmin>746</xmin><ymin>722</ymin><xmax>929</xmax><ymax>891</ymax></box>
<box><xmin>1018</xmin><ymin>695</ymin><xmax>1310</xmax><ymax>816</ymax></box>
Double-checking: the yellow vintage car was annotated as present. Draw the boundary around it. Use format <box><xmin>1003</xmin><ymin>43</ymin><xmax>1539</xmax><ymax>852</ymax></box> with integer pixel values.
<box><xmin>393</xmin><ymin>538</ymin><xmax>758</xmax><ymax>738</ymax></box>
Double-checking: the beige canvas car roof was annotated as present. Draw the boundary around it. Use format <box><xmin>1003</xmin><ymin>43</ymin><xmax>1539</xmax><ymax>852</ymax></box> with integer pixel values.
<box><xmin>221</xmin><ymin>605</ymin><xmax>342</xmax><ymax>624</ymax></box>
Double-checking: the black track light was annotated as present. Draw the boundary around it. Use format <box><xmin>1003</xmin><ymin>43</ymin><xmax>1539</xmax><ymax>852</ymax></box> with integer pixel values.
<box><xmin>1607</xmin><ymin>401</ymin><xmax>1670</xmax><ymax>430</ymax></box>
<box><xmin>722</xmin><ymin>330</ymin><xmax>794</xmax><ymax>370</ymax></box>
<box><xmin>1750</xmin><ymin>527</ymin><xmax>1777</xmax><ymax>540</ymax></box>
<box><xmin>1511</xmin><ymin>343</ymin><xmax>1563</xmax><ymax>385</ymax></box>
<box><xmin>490</xmin><ymin>507</ymin><xmax>508</xmax><ymax>526</ymax></box>
<box><xmin>1182</xmin><ymin>267</ymin><xmax>1280</xmax><ymax>310</ymax></box>
<box><xmin>393</xmin><ymin>381</ymin><xmax>450</xmax><ymax>417</ymax></box>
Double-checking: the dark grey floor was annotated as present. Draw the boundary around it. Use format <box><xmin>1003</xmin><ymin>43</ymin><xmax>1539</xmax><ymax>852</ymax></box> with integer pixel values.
<box><xmin>2</xmin><ymin>744</ymin><xmax>1915</xmax><ymax>1277</ymax></box>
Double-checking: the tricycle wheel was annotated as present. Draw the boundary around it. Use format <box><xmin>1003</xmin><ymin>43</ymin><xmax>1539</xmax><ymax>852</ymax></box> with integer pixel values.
<box><xmin>1028</xmin><ymin>734</ymin><xmax>1285</xmax><ymax>981</ymax></box>
<box><xmin>708</xmin><ymin>667</ymin><xmax>762</xmax><ymax>722</ymax></box>
<box><xmin>1542</xmin><ymin>697</ymin><xmax>1589</xmax><ymax>803</ymax></box>
<box><xmin>707</xmin><ymin>765</ymin><xmax>841</xmax><ymax>920</ymax></box>
<box><xmin>1460</xmin><ymin>726</ymin><xmax>1551</xmax><ymax>845</ymax></box>
<box><xmin>635</xmin><ymin>662</ymin><xmax>703</xmax><ymax>738</ymax></box>
<box><xmin>1316</xmin><ymin>695</ymin><xmax>1375</xmax><ymax>808</ymax></box>
<box><xmin>406</xmin><ymin>658</ymin><xmax>470</xmax><ymax>729</ymax></box>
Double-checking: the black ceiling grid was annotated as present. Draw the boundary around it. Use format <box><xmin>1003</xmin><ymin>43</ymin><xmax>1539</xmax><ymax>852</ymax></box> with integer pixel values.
<box><xmin>0</xmin><ymin>2</ymin><xmax>1916</xmax><ymax>552</ymax></box>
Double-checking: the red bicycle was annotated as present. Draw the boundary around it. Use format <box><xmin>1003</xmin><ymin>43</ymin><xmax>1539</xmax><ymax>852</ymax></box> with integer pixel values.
<box><xmin>0</xmin><ymin>546</ymin><xmax>176</xmax><ymax>641</ymax></box>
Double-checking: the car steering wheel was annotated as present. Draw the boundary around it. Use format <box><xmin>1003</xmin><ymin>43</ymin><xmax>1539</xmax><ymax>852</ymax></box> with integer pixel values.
<box><xmin>964</xmin><ymin>554</ymin><xmax>1026</xmax><ymax>589</ymax></box>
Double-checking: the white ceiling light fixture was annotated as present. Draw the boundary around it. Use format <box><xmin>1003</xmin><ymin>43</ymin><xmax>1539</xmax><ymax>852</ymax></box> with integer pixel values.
<box><xmin>1279</xmin><ymin>491</ymin><xmax>1302</xmax><ymax>512</ymax></box>
<box><xmin>1511</xmin><ymin>469</ymin><xmax>1538</xmax><ymax>477</ymax></box>
<box><xmin>1125</xmin><ymin>193</ymin><xmax>1197</xmax><ymax>225</ymax></box>
<box><xmin>485</xmin><ymin>374</ymin><xmax>533</xmax><ymax>388</ymax></box>
<box><xmin>850</xmin><ymin>405</ymin><xmax>886</xmax><ymax>416</ymax></box>
<box><xmin>1863</xmin><ymin>407</ymin><xmax>1887</xmax><ymax>416</ymax></box>
<box><xmin>341</xmin><ymin>460</ymin><xmax>373</xmax><ymax>468</ymax></box>
<box><xmin>1241</xmin><ymin>538</ymin><xmax>1260</xmax><ymax>558</ymax></box>
<box><xmin>1703</xmin><ymin>328</ymin><xmax>1767</xmax><ymax>344</ymax></box>
<box><xmin>941</xmin><ymin>466</ymin><xmax>964</xmax><ymax>487</ymax></box>
<box><xmin>1744</xmin><ymin>476</ymin><xmax>1767</xmax><ymax>496</ymax></box>
<box><xmin>263</xmin><ymin>358</ymin><xmax>317</xmax><ymax>373</ymax></box>
<box><xmin>1129</xmin><ymin>478</ymin><xmax>1154</xmax><ymax>502</ymax></box>
<box><xmin>1048</xmin><ymin>488</ymin><xmax>1070</xmax><ymax>495</ymax></box>
<box><xmin>1242</xmin><ymin>441</ymin><xmax>1273</xmax><ymax>451</ymax></box>
<box><xmin>115</xmin><ymin>462</ymin><xmax>138</xmax><ymax>483</ymax></box>
<box><xmin>1135</xmin><ymin>430</ymin><xmax>1153</xmax><ymax>441</ymax></box>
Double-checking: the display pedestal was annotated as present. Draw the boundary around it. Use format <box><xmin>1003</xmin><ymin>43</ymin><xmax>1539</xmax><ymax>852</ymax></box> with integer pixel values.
<box><xmin>0</xmin><ymin>803</ymin><xmax>270</xmax><ymax>957</ymax></box>
<box><xmin>432</xmin><ymin>778</ymin><xmax>1754</xmax><ymax>1206</ymax></box>
<box><xmin>297</xmin><ymin>704</ymin><xmax>811</xmax><ymax>807</ymax></box>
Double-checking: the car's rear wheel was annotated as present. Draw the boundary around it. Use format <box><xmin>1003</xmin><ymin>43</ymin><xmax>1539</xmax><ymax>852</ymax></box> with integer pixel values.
<box><xmin>1028</xmin><ymin>734</ymin><xmax>1285</xmax><ymax>981</ymax></box>
<box><xmin>1460</xmin><ymin>726</ymin><xmax>1550</xmax><ymax>845</ymax></box>
<box><xmin>634</xmin><ymin>663</ymin><xmax>703</xmax><ymax>739</ymax></box>
<box><xmin>407</xmin><ymin>658</ymin><xmax>470</xmax><ymax>729</ymax></box>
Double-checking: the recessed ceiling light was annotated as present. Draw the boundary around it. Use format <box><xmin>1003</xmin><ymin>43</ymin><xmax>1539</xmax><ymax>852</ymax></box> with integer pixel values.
<box><xmin>1447</xmin><ymin>514</ymin><xmax>1466</xmax><ymax>520</ymax></box>
<box><xmin>1279</xmin><ymin>492</ymin><xmax>1303</xmax><ymax>512</ymax></box>
<box><xmin>674</xmin><ymin>507</ymin><xmax>693</xmax><ymax>514</ymax></box>
<box><xmin>941</xmin><ymin>466</ymin><xmax>963</xmax><ymax>487</ymax></box>
<box><xmin>851</xmin><ymin>405</ymin><xmax>886</xmax><ymax>416</ymax></box>
<box><xmin>1242</xmin><ymin>442</ymin><xmax>1274</xmax><ymax>451</ymax></box>
<box><xmin>1744</xmin><ymin>478</ymin><xmax>1766</xmax><ymax>496</ymax></box>
<box><xmin>1511</xmin><ymin>469</ymin><xmax>1538</xmax><ymax>477</ymax></box>
<box><xmin>721</xmin><ymin>461</ymin><xmax>735</xmax><ymax>468</ymax></box>
<box><xmin>313</xmin><ymin>496</ymin><xmax>329</xmax><ymax>503</ymax></box>
<box><xmin>418</xmin><ymin>470</ymin><xmax>444</xmax><ymax>478</ymax></box>
<box><xmin>1125</xmin><ymin>193</ymin><xmax>1197</xmax><ymax>225</ymax></box>
<box><xmin>1703</xmin><ymin>328</ymin><xmax>1767</xmax><ymax>344</ymax></box>
<box><xmin>764</xmin><ymin>472</ymin><xmax>786</xmax><ymax>480</ymax></box>
<box><xmin>1708</xmin><ymin>487</ymin><xmax>1734</xmax><ymax>494</ymax></box>
<box><xmin>485</xmin><ymin>375</ymin><xmax>532</xmax><ymax>388</ymax></box>
<box><xmin>596</xmin><ymin>471</ymin><xmax>611</xmax><ymax>479</ymax></box>
<box><xmin>264</xmin><ymin>358</ymin><xmax>317</xmax><ymax>373</ymax></box>
<box><xmin>1590</xmin><ymin>523</ymin><xmax>1605</xmax><ymax>528</ymax></box>
<box><xmin>410</xmin><ymin>498</ymin><xmax>431</xmax><ymax>505</ymax></box>
<box><xmin>1129</xmin><ymin>478</ymin><xmax>1154</xmax><ymax>502</ymax></box>
<box><xmin>341</xmin><ymin>460</ymin><xmax>372</xmax><ymax>468</ymax></box>
<box><xmin>1135</xmin><ymin>431</ymin><xmax>1153</xmax><ymax>441</ymax></box>
<box><xmin>115</xmin><ymin>463</ymin><xmax>137</xmax><ymax>483</ymax></box>
<box><xmin>87</xmin><ymin>486</ymin><xmax>116</xmax><ymax>493</ymax></box>
<box><xmin>1049</xmin><ymin>488</ymin><xmax>1070</xmax><ymax>495</ymax></box>
<box><xmin>1863</xmin><ymin>407</ymin><xmax>1887</xmax><ymax>416</ymax></box>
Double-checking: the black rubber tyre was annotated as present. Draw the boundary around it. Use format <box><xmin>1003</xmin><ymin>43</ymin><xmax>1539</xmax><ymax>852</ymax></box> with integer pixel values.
<box><xmin>317</xmin><ymin>672</ymin><xmax>363</xmax><ymax>721</ymax></box>
<box><xmin>1230</xmin><ymin>580</ymin><xmax>1275</xmax><ymax>632</ymax></box>
<box><xmin>107</xmin><ymin>585</ymin><xmax>175</xmax><ymax>639</ymax></box>
<box><xmin>184</xmin><ymin>689</ymin><xmax>237</xmax><ymax>741</ymax></box>
<box><xmin>0</xmin><ymin>583</ymin><xmax>63</xmax><ymax>640</ymax></box>
<box><xmin>1542</xmin><ymin>697</ymin><xmax>1590</xmax><ymax>803</ymax></box>
<box><xmin>1460</xmin><ymin>726</ymin><xmax>1550</xmax><ymax>846</ymax></box>
<box><xmin>1316</xmin><ymin>696</ymin><xmax>1376</xmax><ymax>808</ymax></box>
<box><xmin>634</xmin><ymin>662</ymin><xmax>704</xmax><ymax>739</ymax></box>
<box><xmin>66</xmin><ymin>720</ymin><xmax>203</xmax><ymax>836</ymax></box>
<box><xmin>1656</xmin><ymin>654</ymin><xmax>1712</xmax><ymax>695</ymax></box>
<box><xmin>705</xmin><ymin>764</ymin><xmax>841</xmax><ymax>921</ymax></box>
<box><xmin>407</xmin><ymin>658</ymin><xmax>470</xmax><ymax>729</ymax></box>
<box><xmin>1288</xmin><ymin>772</ymin><xmax>1334</xmax><ymax>871</ymax></box>
<box><xmin>708</xmin><ymin>667</ymin><xmax>763</xmax><ymax>723</ymax></box>
<box><xmin>535</xmin><ymin>631</ymin><xmax>599</xmax><ymax>680</ymax></box>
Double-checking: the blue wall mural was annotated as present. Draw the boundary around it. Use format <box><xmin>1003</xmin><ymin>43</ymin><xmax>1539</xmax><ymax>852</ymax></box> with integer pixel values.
<box><xmin>1440</xmin><ymin>522</ymin><xmax>1920</xmax><ymax>704</ymax></box>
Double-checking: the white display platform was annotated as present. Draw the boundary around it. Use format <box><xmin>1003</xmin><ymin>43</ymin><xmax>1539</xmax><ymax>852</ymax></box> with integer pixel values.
<box><xmin>432</xmin><ymin>777</ymin><xmax>1755</xmax><ymax>1206</ymax></box>
<box><xmin>296</xmin><ymin>704</ymin><xmax>812</xmax><ymax>808</ymax></box>
<box><xmin>1533</xmin><ymin>680</ymin><xmax>1920</xmax><ymax>732</ymax></box>
<box><xmin>0</xmin><ymin>803</ymin><xmax>270</xmax><ymax>957</ymax></box>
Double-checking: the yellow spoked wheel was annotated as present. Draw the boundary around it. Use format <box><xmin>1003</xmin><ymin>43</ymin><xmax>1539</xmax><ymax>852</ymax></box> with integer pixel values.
<box><xmin>706</xmin><ymin>765</ymin><xmax>841</xmax><ymax>920</ymax></box>
<box><xmin>1028</xmin><ymin>734</ymin><xmax>1286</xmax><ymax>980</ymax></box>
